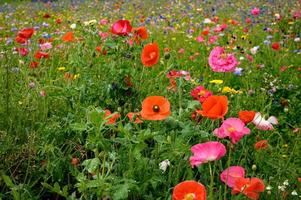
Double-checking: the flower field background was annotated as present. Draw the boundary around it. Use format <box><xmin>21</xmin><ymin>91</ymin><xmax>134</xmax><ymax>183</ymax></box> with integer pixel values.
<box><xmin>0</xmin><ymin>0</ymin><xmax>301</xmax><ymax>199</ymax></box>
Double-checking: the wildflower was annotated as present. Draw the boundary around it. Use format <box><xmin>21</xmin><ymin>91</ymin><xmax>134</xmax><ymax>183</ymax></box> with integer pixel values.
<box><xmin>104</xmin><ymin>109</ymin><xmax>120</xmax><ymax>125</ymax></box>
<box><xmin>252</xmin><ymin>112</ymin><xmax>278</xmax><ymax>131</ymax></box>
<box><xmin>29</xmin><ymin>61</ymin><xmax>39</xmax><ymax>69</ymax></box>
<box><xmin>34</xmin><ymin>51</ymin><xmax>49</xmax><ymax>59</ymax></box>
<box><xmin>222</xmin><ymin>87</ymin><xmax>242</xmax><ymax>94</ymax></box>
<box><xmin>213</xmin><ymin>118</ymin><xmax>250</xmax><ymax>144</ymax></box>
<box><xmin>127</xmin><ymin>112</ymin><xmax>143</xmax><ymax>124</ymax></box>
<box><xmin>15</xmin><ymin>28</ymin><xmax>34</xmax><ymax>44</ymax></box>
<box><xmin>172</xmin><ymin>180</ymin><xmax>206</xmax><ymax>200</ymax></box>
<box><xmin>220</xmin><ymin>166</ymin><xmax>245</xmax><ymax>188</ymax></box>
<box><xmin>250</xmin><ymin>46</ymin><xmax>259</xmax><ymax>55</ymax></box>
<box><xmin>232</xmin><ymin>177</ymin><xmax>265</xmax><ymax>200</ymax></box>
<box><xmin>141</xmin><ymin>43</ymin><xmax>160</xmax><ymax>67</ymax></box>
<box><xmin>62</xmin><ymin>32</ymin><xmax>74</xmax><ymax>42</ymax></box>
<box><xmin>190</xmin><ymin>141</ymin><xmax>226</xmax><ymax>167</ymax></box>
<box><xmin>111</xmin><ymin>20</ymin><xmax>132</xmax><ymax>36</ymax></box>
<box><xmin>190</xmin><ymin>86</ymin><xmax>212</xmax><ymax>103</ymax></box>
<box><xmin>291</xmin><ymin>190</ymin><xmax>298</xmax><ymax>196</ymax></box>
<box><xmin>208</xmin><ymin>46</ymin><xmax>238</xmax><ymax>72</ymax></box>
<box><xmin>99</xmin><ymin>19</ymin><xmax>108</xmax><ymax>25</ymax></box>
<box><xmin>197</xmin><ymin>95</ymin><xmax>228</xmax><ymax>119</ymax></box>
<box><xmin>71</xmin><ymin>157</ymin><xmax>79</xmax><ymax>166</ymax></box>
<box><xmin>209</xmin><ymin>79</ymin><xmax>223</xmax><ymax>84</ymax></box>
<box><xmin>40</xmin><ymin>90</ymin><xmax>46</xmax><ymax>97</ymax></box>
<box><xmin>14</xmin><ymin>47</ymin><xmax>29</xmax><ymax>56</ymax></box>
<box><xmin>133</xmin><ymin>26</ymin><xmax>148</xmax><ymax>40</ymax></box>
<box><xmin>254</xmin><ymin>140</ymin><xmax>269</xmax><ymax>150</ymax></box>
<box><xmin>40</xmin><ymin>42</ymin><xmax>52</xmax><ymax>50</ymax></box>
<box><xmin>271</xmin><ymin>42</ymin><xmax>280</xmax><ymax>51</ymax></box>
<box><xmin>140</xmin><ymin>96</ymin><xmax>171</xmax><ymax>120</ymax></box>
<box><xmin>57</xmin><ymin>67</ymin><xmax>65</xmax><ymax>72</ymax></box>
<box><xmin>196</xmin><ymin>35</ymin><xmax>204</xmax><ymax>42</ymax></box>
<box><xmin>159</xmin><ymin>159</ymin><xmax>170</xmax><ymax>172</ymax></box>
<box><xmin>70</xmin><ymin>23</ymin><xmax>76</xmax><ymax>29</ymax></box>
<box><xmin>233</xmin><ymin>68</ymin><xmax>243</xmax><ymax>76</ymax></box>
<box><xmin>251</xmin><ymin>7</ymin><xmax>260</xmax><ymax>16</ymax></box>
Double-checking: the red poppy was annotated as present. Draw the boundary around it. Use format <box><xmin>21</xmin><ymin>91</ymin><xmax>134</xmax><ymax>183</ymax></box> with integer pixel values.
<box><xmin>254</xmin><ymin>140</ymin><xmax>269</xmax><ymax>150</ymax></box>
<box><xmin>43</xmin><ymin>13</ymin><xmax>51</xmax><ymax>18</ymax></box>
<box><xmin>18</xmin><ymin>28</ymin><xmax>34</xmax><ymax>39</ymax></box>
<box><xmin>271</xmin><ymin>42</ymin><xmax>280</xmax><ymax>51</ymax></box>
<box><xmin>298</xmin><ymin>178</ymin><xmax>301</xmax><ymax>183</ymax></box>
<box><xmin>34</xmin><ymin>51</ymin><xmax>49</xmax><ymax>59</ymax></box>
<box><xmin>133</xmin><ymin>26</ymin><xmax>148</xmax><ymax>40</ymax></box>
<box><xmin>141</xmin><ymin>43</ymin><xmax>160</xmax><ymax>67</ymax></box>
<box><xmin>104</xmin><ymin>109</ymin><xmax>121</xmax><ymax>125</ymax></box>
<box><xmin>239</xmin><ymin>110</ymin><xmax>256</xmax><ymax>124</ymax></box>
<box><xmin>172</xmin><ymin>180</ymin><xmax>206</xmax><ymax>200</ymax></box>
<box><xmin>111</xmin><ymin>20</ymin><xmax>132</xmax><ymax>36</ymax></box>
<box><xmin>197</xmin><ymin>95</ymin><xmax>228</xmax><ymax>119</ymax></box>
<box><xmin>127</xmin><ymin>112</ymin><xmax>143</xmax><ymax>124</ymax></box>
<box><xmin>141</xmin><ymin>96</ymin><xmax>171</xmax><ymax>120</ymax></box>
<box><xmin>56</xmin><ymin>18</ymin><xmax>62</xmax><ymax>24</ymax></box>
<box><xmin>29</xmin><ymin>61</ymin><xmax>39</xmax><ymax>69</ymax></box>
<box><xmin>232</xmin><ymin>177</ymin><xmax>265</xmax><ymax>200</ymax></box>
<box><xmin>62</xmin><ymin>32</ymin><xmax>74</xmax><ymax>42</ymax></box>
<box><xmin>15</xmin><ymin>28</ymin><xmax>34</xmax><ymax>44</ymax></box>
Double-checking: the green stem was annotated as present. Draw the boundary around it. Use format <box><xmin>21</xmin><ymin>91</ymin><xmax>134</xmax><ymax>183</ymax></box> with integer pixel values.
<box><xmin>224</xmin><ymin>143</ymin><xmax>232</xmax><ymax>200</ymax></box>
<box><xmin>209</xmin><ymin>162</ymin><xmax>214</xmax><ymax>200</ymax></box>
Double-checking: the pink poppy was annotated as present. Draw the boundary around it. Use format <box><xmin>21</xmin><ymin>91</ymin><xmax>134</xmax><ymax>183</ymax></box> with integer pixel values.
<box><xmin>190</xmin><ymin>141</ymin><xmax>226</xmax><ymax>167</ymax></box>
<box><xmin>251</xmin><ymin>7</ymin><xmax>260</xmax><ymax>16</ymax></box>
<box><xmin>208</xmin><ymin>36</ymin><xmax>218</xmax><ymax>44</ymax></box>
<box><xmin>111</xmin><ymin>20</ymin><xmax>132</xmax><ymax>36</ymax></box>
<box><xmin>98</xmin><ymin>32</ymin><xmax>109</xmax><ymax>40</ymax></box>
<box><xmin>14</xmin><ymin>47</ymin><xmax>29</xmax><ymax>56</ymax></box>
<box><xmin>40</xmin><ymin>42</ymin><xmax>52</xmax><ymax>50</ymax></box>
<box><xmin>196</xmin><ymin>35</ymin><xmax>204</xmax><ymax>43</ymax></box>
<box><xmin>213</xmin><ymin>118</ymin><xmax>250</xmax><ymax>144</ymax></box>
<box><xmin>208</xmin><ymin>46</ymin><xmax>238</xmax><ymax>72</ymax></box>
<box><xmin>190</xmin><ymin>86</ymin><xmax>213</xmax><ymax>103</ymax></box>
<box><xmin>220</xmin><ymin>166</ymin><xmax>245</xmax><ymax>188</ymax></box>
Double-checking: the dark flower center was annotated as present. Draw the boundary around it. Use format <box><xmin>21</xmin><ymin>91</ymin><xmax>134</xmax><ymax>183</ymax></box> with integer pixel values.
<box><xmin>153</xmin><ymin>105</ymin><xmax>160</xmax><ymax>112</ymax></box>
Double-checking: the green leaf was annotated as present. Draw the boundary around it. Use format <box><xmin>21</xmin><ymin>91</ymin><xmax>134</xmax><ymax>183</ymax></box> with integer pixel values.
<box><xmin>82</xmin><ymin>158</ymin><xmax>101</xmax><ymax>173</ymax></box>
<box><xmin>111</xmin><ymin>184</ymin><xmax>129</xmax><ymax>200</ymax></box>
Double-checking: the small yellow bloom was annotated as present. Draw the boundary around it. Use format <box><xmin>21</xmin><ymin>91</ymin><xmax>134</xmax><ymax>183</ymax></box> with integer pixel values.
<box><xmin>210</xmin><ymin>79</ymin><xmax>223</xmax><ymax>84</ymax></box>
<box><xmin>57</xmin><ymin>67</ymin><xmax>66</xmax><ymax>72</ymax></box>
<box><xmin>222</xmin><ymin>86</ymin><xmax>242</xmax><ymax>94</ymax></box>
<box><xmin>288</xmin><ymin>21</ymin><xmax>294</xmax><ymax>25</ymax></box>
<box><xmin>74</xmin><ymin>74</ymin><xmax>80</xmax><ymax>79</ymax></box>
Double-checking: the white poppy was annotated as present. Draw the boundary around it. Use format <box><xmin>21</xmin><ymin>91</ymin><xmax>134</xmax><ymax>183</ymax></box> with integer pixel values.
<box><xmin>252</xmin><ymin>112</ymin><xmax>278</xmax><ymax>130</ymax></box>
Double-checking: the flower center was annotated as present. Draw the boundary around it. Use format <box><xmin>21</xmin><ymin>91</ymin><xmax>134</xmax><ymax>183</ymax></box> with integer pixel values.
<box><xmin>184</xmin><ymin>193</ymin><xmax>195</xmax><ymax>200</ymax></box>
<box><xmin>220</xmin><ymin>53</ymin><xmax>227</xmax><ymax>59</ymax></box>
<box><xmin>153</xmin><ymin>105</ymin><xmax>160</xmax><ymax>112</ymax></box>
<box><xmin>149</xmin><ymin>52</ymin><xmax>156</xmax><ymax>59</ymax></box>
<box><xmin>198</xmin><ymin>90</ymin><xmax>206</xmax><ymax>96</ymax></box>
<box><xmin>227</xmin><ymin>126</ymin><xmax>236</xmax><ymax>133</ymax></box>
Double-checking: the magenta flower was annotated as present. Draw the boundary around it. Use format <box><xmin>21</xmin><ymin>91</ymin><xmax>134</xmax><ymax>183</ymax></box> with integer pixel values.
<box><xmin>190</xmin><ymin>141</ymin><xmax>226</xmax><ymax>167</ymax></box>
<box><xmin>213</xmin><ymin>118</ymin><xmax>250</xmax><ymax>144</ymax></box>
<box><xmin>111</xmin><ymin>20</ymin><xmax>132</xmax><ymax>36</ymax></box>
<box><xmin>208</xmin><ymin>46</ymin><xmax>238</xmax><ymax>72</ymax></box>
<box><xmin>251</xmin><ymin>7</ymin><xmax>260</xmax><ymax>16</ymax></box>
<box><xmin>190</xmin><ymin>86</ymin><xmax>213</xmax><ymax>103</ymax></box>
<box><xmin>220</xmin><ymin>166</ymin><xmax>245</xmax><ymax>188</ymax></box>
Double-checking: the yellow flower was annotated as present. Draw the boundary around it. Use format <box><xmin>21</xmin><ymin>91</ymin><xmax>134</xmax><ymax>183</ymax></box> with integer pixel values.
<box><xmin>209</xmin><ymin>79</ymin><xmax>223</xmax><ymax>84</ymax></box>
<box><xmin>74</xmin><ymin>74</ymin><xmax>80</xmax><ymax>79</ymax></box>
<box><xmin>222</xmin><ymin>86</ymin><xmax>242</xmax><ymax>94</ymax></box>
<box><xmin>57</xmin><ymin>67</ymin><xmax>66</xmax><ymax>72</ymax></box>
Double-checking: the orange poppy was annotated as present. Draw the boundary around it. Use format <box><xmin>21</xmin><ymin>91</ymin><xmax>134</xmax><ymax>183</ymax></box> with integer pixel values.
<box><xmin>232</xmin><ymin>177</ymin><xmax>265</xmax><ymax>200</ymax></box>
<box><xmin>104</xmin><ymin>109</ymin><xmax>121</xmax><ymax>124</ymax></box>
<box><xmin>239</xmin><ymin>110</ymin><xmax>256</xmax><ymax>124</ymax></box>
<box><xmin>133</xmin><ymin>27</ymin><xmax>148</xmax><ymax>40</ymax></box>
<box><xmin>127</xmin><ymin>112</ymin><xmax>143</xmax><ymax>124</ymax></box>
<box><xmin>141</xmin><ymin>43</ymin><xmax>160</xmax><ymax>67</ymax></box>
<box><xmin>197</xmin><ymin>95</ymin><xmax>228</xmax><ymax>119</ymax></box>
<box><xmin>172</xmin><ymin>180</ymin><xmax>206</xmax><ymax>200</ymax></box>
<box><xmin>62</xmin><ymin>32</ymin><xmax>74</xmax><ymax>42</ymax></box>
<box><xmin>140</xmin><ymin>96</ymin><xmax>170</xmax><ymax>120</ymax></box>
<box><xmin>298</xmin><ymin>178</ymin><xmax>301</xmax><ymax>183</ymax></box>
<box><xmin>254</xmin><ymin>140</ymin><xmax>269</xmax><ymax>150</ymax></box>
